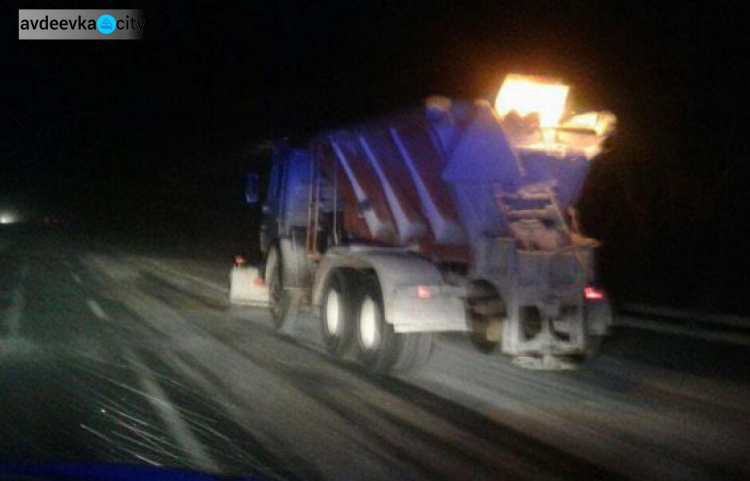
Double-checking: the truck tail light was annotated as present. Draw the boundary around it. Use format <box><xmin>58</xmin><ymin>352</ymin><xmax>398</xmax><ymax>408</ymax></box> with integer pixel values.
<box><xmin>584</xmin><ymin>286</ymin><xmax>605</xmax><ymax>301</ymax></box>
<box><xmin>416</xmin><ymin>285</ymin><xmax>433</xmax><ymax>299</ymax></box>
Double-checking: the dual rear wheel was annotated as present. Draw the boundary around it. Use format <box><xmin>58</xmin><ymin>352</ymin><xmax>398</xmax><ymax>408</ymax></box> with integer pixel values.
<box><xmin>320</xmin><ymin>270</ymin><xmax>433</xmax><ymax>374</ymax></box>
<box><xmin>320</xmin><ymin>269</ymin><xmax>358</xmax><ymax>356</ymax></box>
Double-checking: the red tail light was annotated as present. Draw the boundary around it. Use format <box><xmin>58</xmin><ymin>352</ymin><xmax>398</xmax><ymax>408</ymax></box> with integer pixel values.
<box><xmin>416</xmin><ymin>285</ymin><xmax>433</xmax><ymax>299</ymax></box>
<box><xmin>584</xmin><ymin>286</ymin><xmax>605</xmax><ymax>301</ymax></box>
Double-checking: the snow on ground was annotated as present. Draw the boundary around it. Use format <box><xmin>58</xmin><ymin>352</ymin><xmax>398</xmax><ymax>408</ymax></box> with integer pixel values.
<box><xmin>138</xmin><ymin>253</ymin><xmax>750</xmax><ymax>481</ymax></box>
<box><xmin>2</xmin><ymin>229</ymin><xmax>748</xmax><ymax>480</ymax></box>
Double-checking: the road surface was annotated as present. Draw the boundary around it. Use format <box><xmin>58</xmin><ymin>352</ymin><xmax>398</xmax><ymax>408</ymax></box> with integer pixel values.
<box><xmin>1</xmin><ymin>226</ymin><xmax>748</xmax><ymax>480</ymax></box>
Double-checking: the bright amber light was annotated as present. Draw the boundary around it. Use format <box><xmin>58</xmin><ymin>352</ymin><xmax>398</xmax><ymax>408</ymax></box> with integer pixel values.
<box><xmin>495</xmin><ymin>74</ymin><xmax>570</xmax><ymax>128</ymax></box>
<box><xmin>562</xmin><ymin>111</ymin><xmax>617</xmax><ymax>136</ymax></box>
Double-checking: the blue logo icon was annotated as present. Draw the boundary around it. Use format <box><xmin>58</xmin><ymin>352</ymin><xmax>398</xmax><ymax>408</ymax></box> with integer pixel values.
<box><xmin>97</xmin><ymin>14</ymin><xmax>116</xmax><ymax>34</ymax></box>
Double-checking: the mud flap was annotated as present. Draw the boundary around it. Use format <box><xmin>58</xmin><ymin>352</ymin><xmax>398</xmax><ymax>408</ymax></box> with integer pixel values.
<box><xmin>229</xmin><ymin>267</ymin><xmax>269</xmax><ymax>306</ymax></box>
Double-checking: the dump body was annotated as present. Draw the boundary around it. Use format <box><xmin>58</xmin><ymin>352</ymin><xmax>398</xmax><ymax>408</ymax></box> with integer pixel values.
<box><xmin>310</xmin><ymin>100</ymin><xmax>594</xmax><ymax>263</ymax></box>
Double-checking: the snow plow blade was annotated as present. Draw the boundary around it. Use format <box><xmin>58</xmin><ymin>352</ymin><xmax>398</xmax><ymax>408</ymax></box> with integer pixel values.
<box><xmin>229</xmin><ymin>266</ymin><xmax>269</xmax><ymax>306</ymax></box>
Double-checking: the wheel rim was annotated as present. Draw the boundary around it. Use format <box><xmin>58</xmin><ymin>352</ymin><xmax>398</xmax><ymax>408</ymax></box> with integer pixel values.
<box><xmin>359</xmin><ymin>296</ymin><xmax>379</xmax><ymax>349</ymax></box>
<box><xmin>325</xmin><ymin>289</ymin><xmax>341</xmax><ymax>335</ymax></box>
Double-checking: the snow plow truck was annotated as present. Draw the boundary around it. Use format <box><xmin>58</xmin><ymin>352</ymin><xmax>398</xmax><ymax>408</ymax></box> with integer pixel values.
<box><xmin>234</xmin><ymin>74</ymin><xmax>616</xmax><ymax>372</ymax></box>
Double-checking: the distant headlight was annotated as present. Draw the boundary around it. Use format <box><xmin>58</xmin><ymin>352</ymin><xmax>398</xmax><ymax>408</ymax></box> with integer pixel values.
<box><xmin>0</xmin><ymin>214</ymin><xmax>16</xmax><ymax>224</ymax></box>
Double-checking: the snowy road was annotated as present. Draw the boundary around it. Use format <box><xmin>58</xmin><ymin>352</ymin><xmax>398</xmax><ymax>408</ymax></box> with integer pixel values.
<box><xmin>1</xmin><ymin>227</ymin><xmax>748</xmax><ymax>480</ymax></box>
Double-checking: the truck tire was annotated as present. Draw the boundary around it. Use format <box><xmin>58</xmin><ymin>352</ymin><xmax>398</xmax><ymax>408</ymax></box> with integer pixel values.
<box><xmin>320</xmin><ymin>269</ymin><xmax>359</xmax><ymax>357</ymax></box>
<box><xmin>355</xmin><ymin>275</ymin><xmax>434</xmax><ymax>374</ymax></box>
<box><xmin>266</xmin><ymin>247</ymin><xmax>290</xmax><ymax>330</ymax></box>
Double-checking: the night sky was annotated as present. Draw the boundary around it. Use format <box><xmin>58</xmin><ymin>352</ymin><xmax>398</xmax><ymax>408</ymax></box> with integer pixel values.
<box><xmin>3</xmin><ymin>1</ymin><xmax>748</xmax><ymax>312</ymax></box>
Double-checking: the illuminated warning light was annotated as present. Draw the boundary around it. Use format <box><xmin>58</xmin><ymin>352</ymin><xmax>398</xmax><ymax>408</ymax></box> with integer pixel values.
<box><xmin>416</xmin><ymin>285</ymin><xmax>433</xmax><ymax>299</ymax></box>
<box><xmin>584</xmin><ymin>286</ymin><xmax>605</xmax><ymax>301</ymax></box>
<box><xmin>495</xmin><ymin>74</ymin><xmax>570</xmax><ymax>128</ymax></box>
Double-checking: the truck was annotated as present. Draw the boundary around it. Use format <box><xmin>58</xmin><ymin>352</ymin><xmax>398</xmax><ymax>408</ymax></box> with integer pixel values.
<box><xmin>234</xmin><ymin>74</ymin><xmax>615</xmax><ymax>372</ymax></box>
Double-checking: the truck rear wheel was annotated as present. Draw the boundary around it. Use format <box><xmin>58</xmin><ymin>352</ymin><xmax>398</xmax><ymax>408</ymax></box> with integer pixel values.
<box><xmin>320</xmin><ymin>269</ymin><xmax>359</xmax><ymax>357</ymax></box>
<box><xmin>355</xmin><ymin>275</ymin><xmax>433</xmax><ymax>374</ymax></box>
<box><xmin>266</xmin><ymin>247</ymin><xmax>290</xmax><ymax>330</ymax></box>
